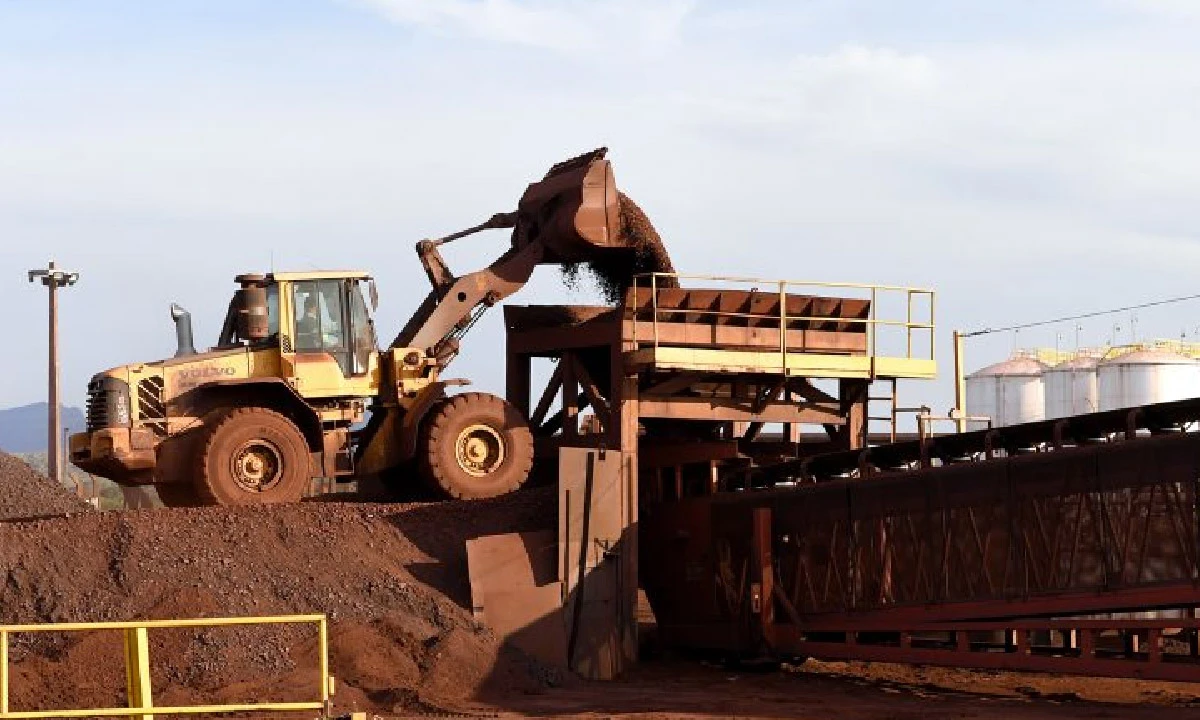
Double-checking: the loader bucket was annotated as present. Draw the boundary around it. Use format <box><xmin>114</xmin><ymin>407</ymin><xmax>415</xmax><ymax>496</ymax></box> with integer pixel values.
<box><xmin>514</xmin><ymin>147</ymin><xmax>624</xmax><ymax>263</ymax></box>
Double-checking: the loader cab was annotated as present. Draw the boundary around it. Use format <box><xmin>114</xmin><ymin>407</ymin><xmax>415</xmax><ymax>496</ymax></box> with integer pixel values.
<box><xmin>287</xmin><ymin>275</ymin><xmax>377</xmax><ymax>375</ymax></box>
<box><xmin>228</xmin><ymin>271</ymin><xmax>381</xmax><ymax>398</ymax></box>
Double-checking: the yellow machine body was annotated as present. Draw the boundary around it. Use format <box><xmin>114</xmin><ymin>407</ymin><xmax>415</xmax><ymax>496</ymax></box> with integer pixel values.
<box><xmin>68</xmin><ymin>148</ymin><xmax>631</xmax><ymax>504</ymax></box>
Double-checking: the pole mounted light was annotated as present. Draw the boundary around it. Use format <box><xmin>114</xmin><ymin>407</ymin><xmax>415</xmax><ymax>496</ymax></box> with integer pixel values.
<box><xmin>28</xmin><ymin>260</ymin><xmax>79</xmax><ymax>488</ymax></box>
<box><xmin>28</xmin><ymin>262</ymin><xmax>80</xmax><ymax>288</ymax></box>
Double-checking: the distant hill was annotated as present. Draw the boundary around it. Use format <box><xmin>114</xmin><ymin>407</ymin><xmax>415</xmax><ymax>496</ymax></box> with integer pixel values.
<box><xmin>0</xmin><ymin>402</ymin><xmax>86</xmax><ymax>453</ymax></box>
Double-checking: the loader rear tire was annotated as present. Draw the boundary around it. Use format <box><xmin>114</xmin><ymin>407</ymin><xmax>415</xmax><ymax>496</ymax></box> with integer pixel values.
<box><xmin>193</xmin><ymin>407</ymin><xmax>311</xmax><ymax>506</ymax></box>
<box><xmin>418</xmin><ymin>392</ymin><xmax>533</xmax><ymax>500</ymax></box>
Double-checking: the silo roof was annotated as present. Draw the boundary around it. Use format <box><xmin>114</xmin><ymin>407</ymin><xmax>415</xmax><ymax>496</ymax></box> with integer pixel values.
<box><xmin>1046</xmin><ymin>356</ymin><xmax>1099</xmax><ymax>372</ymax></box>
<box><xmin>968</xmin><ymin>357</ymin><xmax>1048</xmax><ymax>378</ymax></box>
<box><xmin>1100</xmin><ymin>349</ymin><xmax>1198</xmax><ymax>366</ymax></box>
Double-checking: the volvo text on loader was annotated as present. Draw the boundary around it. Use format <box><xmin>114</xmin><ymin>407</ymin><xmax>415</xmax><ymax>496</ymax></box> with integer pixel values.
<box><xmin>70</xmin><ymin>149</ymin><xmax>630</xmax><ymax>506</ymax></box>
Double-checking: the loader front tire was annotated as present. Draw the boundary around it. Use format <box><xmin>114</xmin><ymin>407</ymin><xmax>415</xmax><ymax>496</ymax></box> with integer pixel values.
<box><xmin>194</xmin><ymin>407</ymin><xmax>311</xmax><ymax>506</ymax></box>
<box><xmin>418</xmin><ymin>392</ymin><xmax>533</xmax><ymax>500</ymax></box>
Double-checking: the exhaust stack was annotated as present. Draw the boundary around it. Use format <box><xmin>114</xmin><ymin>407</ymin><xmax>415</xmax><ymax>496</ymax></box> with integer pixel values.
<box><xmin>170</xmin><ymin>303</ymin><xmax>197</xmax><ymax>357</ymax></box>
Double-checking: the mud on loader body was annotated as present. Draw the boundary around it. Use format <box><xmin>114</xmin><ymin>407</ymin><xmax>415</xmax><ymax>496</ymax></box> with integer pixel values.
<box><xmin>70</xmin><ymin>149</ymin><xmax>628</xmax><ymax>506</ymax></box>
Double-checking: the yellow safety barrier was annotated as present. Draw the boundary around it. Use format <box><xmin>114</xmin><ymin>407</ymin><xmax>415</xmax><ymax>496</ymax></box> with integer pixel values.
<box><xmin>0</xmin><ymin>614</ymin><xmax>333</xmax><ymax>719</ymax></box>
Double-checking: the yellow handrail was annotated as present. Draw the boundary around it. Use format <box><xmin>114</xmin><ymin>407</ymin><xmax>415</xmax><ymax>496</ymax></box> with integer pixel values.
<box><xmin>635</xmin><ymin>271</ymin><xmax>934</xmax><ymax>294</ymax></box>
<box><xmin>0</xmin><ymin>614</ymin><xmax>332</xmax><ymax>720</ymax></box>
<box><xmin>629</xmin><ymin>272</ymin><xmax>937</xmax><ymax>376</ymax></box>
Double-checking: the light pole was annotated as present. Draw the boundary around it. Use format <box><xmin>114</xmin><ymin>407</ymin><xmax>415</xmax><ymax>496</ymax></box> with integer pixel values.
<box><xmin>953</xmin><ymin>329</ymin><xmax>967</xmax><ymax>433</ymax></box>
<box><xmin>28</xmin><ymin>261</ymin><xmax>79</xmax><ymax>487</ymax></box>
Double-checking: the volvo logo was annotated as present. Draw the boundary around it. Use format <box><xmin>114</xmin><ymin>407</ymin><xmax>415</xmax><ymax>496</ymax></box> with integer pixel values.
<box><xmin>177</xmin><ymin>366</ymin><xmax>235</xmax><ymax>381</ymax></box>
<box><xmin>174</xmin><ymin>365</ymin><xmax>236</xmax><ymax>392</ymax></box>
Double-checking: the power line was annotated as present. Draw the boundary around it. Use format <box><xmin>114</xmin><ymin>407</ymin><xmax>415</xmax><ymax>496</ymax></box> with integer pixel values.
<box><xmin>964</xmin><ymin>292</ymin><xmax>1200</xmax><ymax>338</ymax></box>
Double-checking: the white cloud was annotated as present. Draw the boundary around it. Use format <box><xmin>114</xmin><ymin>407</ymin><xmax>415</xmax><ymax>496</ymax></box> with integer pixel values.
<box><xmin>351</xmin><ymin>0</ymin><xmax>694</xmax><ymax>55</ymax></box>
<box><xmin>792</xmin><ymin>45</ymin><xmax>938</xmax><ymax>89</ymax></box>
<box><xmin>7</xmin><ymin>0</ymin><xmax>1200</xmax><ymax>412</ymax></box>
<box><xmin>674</xmin><ymin>37</ymin><xmax>1200</xmax><ymax>230</ymax></box>
<box><xmin>680</xmin><ymin>44</ymin><xmax>938</xmax><ymax>141</ymax></box>
<box><xmin>1111</xmin><ymin>0</ymin><xmax>1200</xmax><ymax>20</ymax></box>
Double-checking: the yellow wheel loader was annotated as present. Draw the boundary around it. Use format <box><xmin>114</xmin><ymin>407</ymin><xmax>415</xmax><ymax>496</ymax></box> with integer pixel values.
<box><xmin>70</xmin><ymin>149</ymin><xmax>628</xmax><ymax>506</ymax></box>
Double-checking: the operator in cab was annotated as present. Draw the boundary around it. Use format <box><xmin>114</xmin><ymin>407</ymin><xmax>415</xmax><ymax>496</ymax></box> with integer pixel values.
<box><xmin>296</xmin><ymin>294</ymin><xmax>322</xmax><ymax>348</ymax></box>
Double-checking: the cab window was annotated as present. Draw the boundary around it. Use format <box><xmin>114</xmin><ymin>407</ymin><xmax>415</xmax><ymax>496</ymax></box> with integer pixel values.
<box><xmin>349</xmin><ymin>280</ymin><xmax>376</xmax><ymax>375</ymax></box>
<box><xmin>266</xmin><ymin>283</ymin><xmax>279</xmax><ymax>337</ymax></box>
<box><xmin>293</xmin><ymin>280</ymin><xmax>347</xmax><ymax>356</ymax></box>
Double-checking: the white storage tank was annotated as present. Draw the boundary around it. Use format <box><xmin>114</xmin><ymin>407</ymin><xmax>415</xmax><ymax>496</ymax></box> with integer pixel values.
<box><xmin>966</xmin><ymin>357</ymin><xmax>1047</xmax><ymax>429</ymax></box>
<box><xmin>1044</xmin><ymin>356</ymin><xmax>1100</xmax><ymax>419</ymax></box>
<box><xmin>1097</xmin><ymin>349</ymin><xmax>1200</xmax><ymax>410</ymax></box>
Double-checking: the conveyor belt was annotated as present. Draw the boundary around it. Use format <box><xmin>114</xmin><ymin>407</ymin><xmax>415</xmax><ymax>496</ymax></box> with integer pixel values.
<box><xmin>641</xmin><ymin>397</ymin><xmax>1200</xmax><ymax>678</ymax></box>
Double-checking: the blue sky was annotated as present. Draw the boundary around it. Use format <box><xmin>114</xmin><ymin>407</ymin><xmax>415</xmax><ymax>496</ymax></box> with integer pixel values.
<box><xmin>4</xmin><ymin>0</ymin><xmax>1200</xmax><ymax>419</ymax></box>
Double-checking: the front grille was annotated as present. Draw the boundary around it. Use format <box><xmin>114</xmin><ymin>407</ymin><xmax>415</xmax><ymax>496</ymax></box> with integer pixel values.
<box><xmin>137</xmin><ymin>376</ymin><xmax>167</xmax><ymax>435</ymax></box>
<box><xmin>86</xmin><ymin>376</ymin><xmax>130</xmax><ymax>431</ymax></box>
<box><xmin>86</xmin><ymin>377</ymin><xmax>109</xmax><ymax>431</ymax></box>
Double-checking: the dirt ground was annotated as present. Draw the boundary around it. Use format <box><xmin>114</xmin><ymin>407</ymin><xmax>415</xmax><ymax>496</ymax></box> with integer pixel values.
<box><xmin>4</xmin><ymin>459</ymin><xmax>1200</xmax><ymax>719</ymax></box>
<box><xmin>0</xmin><ymin>489</ymin><xmax>561</xmax><ymax>716</ymax></box>
<box><xmin>448</xmin><ymin>657</ymin><xmax>1200</xmax><ymax>719</ymax></box>
<box><xmin>0</xmin><ymin>450</ymin><xmax>92</xmax><ymax>520</ymax></box>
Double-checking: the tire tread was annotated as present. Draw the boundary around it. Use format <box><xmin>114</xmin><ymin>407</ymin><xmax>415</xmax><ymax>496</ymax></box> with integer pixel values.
<box><xmin>192</xmin><ymin>407</ymin><xmax>309</xmax><ymax>506</ymax></box>
<box><xmin>419</xmin><ymin>392</ymin><xmax>533</xmax><ymax>500</ymax></box>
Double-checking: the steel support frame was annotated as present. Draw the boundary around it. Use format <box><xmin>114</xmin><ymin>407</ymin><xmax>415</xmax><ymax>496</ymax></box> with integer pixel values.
<box><xmin>503</xmin><ymin>305</ymin><xmax>640</xmax><ymax>673</ymax></box>
<box><xmin>768</xmin><ymin>617</ymin><xmax>1200</xmax><ymax>683</ymax></box>
<box><xmin>505</xmin><ymin>305</ymin><xmax>872</xmax><ymax>471</ymax></box>
<box><xmin>501</xmin><ymin>293</ymin><xmax>917</xmax><ymax>675</ymax></box>
<box><xmin>766</xmin><ymin>433</ymin><xmax>1200</xmax><ymax>618</ymax></box>
<box><xmin>641</xmin><ymin>402</ymin><xmax>1200</xmax><ymax>681</ymax></box>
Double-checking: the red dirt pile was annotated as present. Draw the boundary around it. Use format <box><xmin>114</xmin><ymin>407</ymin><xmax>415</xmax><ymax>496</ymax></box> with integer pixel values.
<box><xmin>0</xmin><ymin>451</ymin><xmax>92</xmax><ymax>522</ymax></box>
<box><xmin>0</xmin><ymin>487</ymin><xmax>560</xmax><ymax>716</ymax></box>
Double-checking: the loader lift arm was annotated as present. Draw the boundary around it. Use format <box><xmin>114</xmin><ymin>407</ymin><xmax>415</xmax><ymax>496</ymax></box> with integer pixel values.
<box><xmin>390</xmin><ymin>147</ymin><xmax>626</xmax><ymax>367</ymax></box>
<box><xmin>390</xmin><ymin>211</ymin><xmax>534</xmax><ymax>364</ymax></box>
<box><xmin>355</xmin><ymin>148</ymin><xmax>630</xmax><ymax>492</ymax></box>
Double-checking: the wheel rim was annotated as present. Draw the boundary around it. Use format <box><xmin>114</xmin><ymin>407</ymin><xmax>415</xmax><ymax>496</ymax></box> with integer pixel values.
<box><xmin>230</xmin><ymin>439</ymin><xmax>284</xmax><ymax>492</ymax></box>
<box><xmin>455</xmin><ymin>424</ymin><xmax>505</xmax><ymax>477</ymax></box>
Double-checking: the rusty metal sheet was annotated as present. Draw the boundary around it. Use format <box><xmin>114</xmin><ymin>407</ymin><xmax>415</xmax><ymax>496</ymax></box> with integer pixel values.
<box><xmin>559</xmin><ymin>447</ymin><xmax>635</xmax><ymax>679</ymax></box>
<box><xmin>467</xmin><ymin>530</ymin><xmax>557</xmax><ymax>618</ymax></box>
<box><xmin>466</xmin><ymin>530</ymin><xmax>567</xmax><ymax>668</ymax></box>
